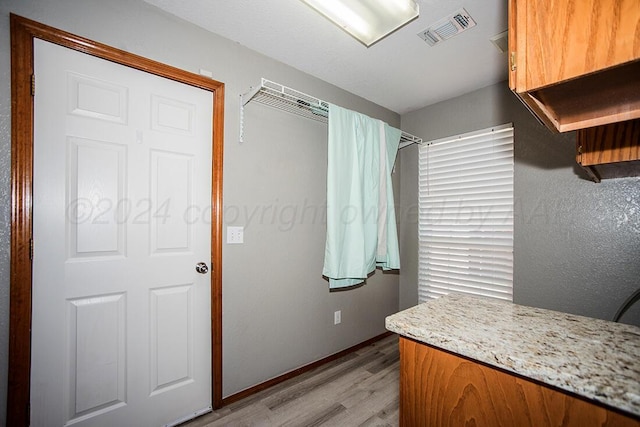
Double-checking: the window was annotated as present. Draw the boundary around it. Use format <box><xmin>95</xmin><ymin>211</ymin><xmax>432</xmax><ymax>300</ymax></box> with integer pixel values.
<box><xmin>418</xmin><ymin>124</ymin><xmax>514</xmax><ymax>302</ymax></box>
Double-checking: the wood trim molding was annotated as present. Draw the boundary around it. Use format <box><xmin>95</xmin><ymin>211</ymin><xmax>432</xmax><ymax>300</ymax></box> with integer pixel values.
<box><xmin>8</xmin><ymin>15</ymin><xmax>35</xmax><ymax>427</ymax></box>
<box><xmin>221</xmin><ymin>332</ymin><xmax>394</xmax><ymax>406</ymax></box>
<box><xmin>8</xmin><ymin>14</ymin><xmax>225</xmax><ymax>426</ymax></box>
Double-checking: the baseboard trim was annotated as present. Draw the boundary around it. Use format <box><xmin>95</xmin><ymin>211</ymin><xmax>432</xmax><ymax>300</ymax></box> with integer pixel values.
<box><xmin>221</xmin><ymin>331</ymin><xmax>394</xmax><ymax>406</ymax></box>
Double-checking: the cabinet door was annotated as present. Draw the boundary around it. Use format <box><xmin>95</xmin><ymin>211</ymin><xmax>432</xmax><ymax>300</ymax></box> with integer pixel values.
<box><xmin>508</xmin><ymin>0</ymin><xmax>525</xmax><ymax>91</ymax></box>
<box><xmin>576</xmin><ymin>118</ymin><xmax>640</xmax><ymax>181</ymax></box>
<box><xmin>515</xmin><ymin>0</ymin><xmax>639</xmax><ymax>91</ymax></box>
<box><xmin>398</xmin><ymin>337</ymin><xmax>639</xmax><ymax>427</ymax></box>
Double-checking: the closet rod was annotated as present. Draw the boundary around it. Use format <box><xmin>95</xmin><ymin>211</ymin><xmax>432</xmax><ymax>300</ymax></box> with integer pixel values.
<box><xmin>240</xmin><ymin>78</ymin><xmax>422</xmax><ymax>147</ymax></box>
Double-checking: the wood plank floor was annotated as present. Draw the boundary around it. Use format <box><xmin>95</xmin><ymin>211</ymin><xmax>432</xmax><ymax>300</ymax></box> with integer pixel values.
<box><xmin>181</xmin><ymin>334</ymin><xmax>400</xmax><ymax>427</ymax></box>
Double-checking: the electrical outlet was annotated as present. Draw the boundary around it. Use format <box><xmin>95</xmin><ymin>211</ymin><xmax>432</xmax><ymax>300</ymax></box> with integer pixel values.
<box><xmin>227</xmin><ymin>226</ymin><xmax>244</xmax><ymax>244</ymax></box>
<box><xmin>334</xmin><ymin>310</ymin><xmax>341</xmax><ymax>325</ymax></box>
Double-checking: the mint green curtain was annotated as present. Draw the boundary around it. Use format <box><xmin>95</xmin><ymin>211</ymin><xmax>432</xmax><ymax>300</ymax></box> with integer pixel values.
<box><xmin>323</xmin><ymin>103</ymin><xmax>401</xmax><ymax>289</ymax></box>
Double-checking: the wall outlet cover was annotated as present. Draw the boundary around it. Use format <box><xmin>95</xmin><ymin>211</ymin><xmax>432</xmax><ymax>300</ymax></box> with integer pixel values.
<box><xmin>227</xmin><ymin>226</ymin><xmax>244</xmax><ymax>244</ymax></box>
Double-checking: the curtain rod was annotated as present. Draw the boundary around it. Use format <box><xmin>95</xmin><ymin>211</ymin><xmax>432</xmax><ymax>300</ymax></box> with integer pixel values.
<box><xmin>240</xmin><ymin>78</ymin><xmax>423</xmax><ymax>148</ymax></box>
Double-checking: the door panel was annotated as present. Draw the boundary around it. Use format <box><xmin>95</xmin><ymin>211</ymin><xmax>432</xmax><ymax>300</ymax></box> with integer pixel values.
<box><xmin>68</xmin><ymin>294</ymin><xmax>127</xmax><ymax>418</ymax></box>
<box><xmin>150</xmin><ymin>285</ymin><xmax>193</xmax><ymax>394</ymax></box>
<box><xmin>32</xmin><ymin>38</ymin><xmax>213</xmax><ymax>427</ymax></box>
<box><xmin>68</xmin><ymin>137</ymin><xmax>126</xmax><ymax>257</ymax></box>
<box><xmin>151</xmin><ymin>151</ymin><xmax>193</xmax><ymax>252</ymax></box>
<box><xmin>68</xmin><ymin>72</ymin><xmax>129</xmax><ymax>124</ymax></box>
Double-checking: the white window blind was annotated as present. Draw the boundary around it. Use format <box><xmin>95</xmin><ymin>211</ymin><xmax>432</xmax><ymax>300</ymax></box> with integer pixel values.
<box><xmin>418</xmin><ymin>124</ymin><xmax>514</xmax><ymax>303</ymax></box>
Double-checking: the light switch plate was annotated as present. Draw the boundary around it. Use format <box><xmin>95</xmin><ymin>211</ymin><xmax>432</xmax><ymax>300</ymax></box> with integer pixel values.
<box><xmin>227</xmin><ymin>226</ymin><xmax>244</xmax><ymax>244</ymax></box>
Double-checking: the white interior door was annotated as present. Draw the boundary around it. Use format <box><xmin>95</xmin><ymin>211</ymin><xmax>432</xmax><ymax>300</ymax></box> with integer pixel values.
<box><xmin>31</xmin><ymin>39</ymin><xmax>213</xmax><ymax>427</ymax></box>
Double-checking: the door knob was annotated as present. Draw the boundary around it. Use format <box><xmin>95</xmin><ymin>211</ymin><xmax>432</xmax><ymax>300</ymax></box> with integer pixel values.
<box><xmin>195</xmin><ymin>262</ymin><xmax>209</xmax><ymax>274</ymax></box>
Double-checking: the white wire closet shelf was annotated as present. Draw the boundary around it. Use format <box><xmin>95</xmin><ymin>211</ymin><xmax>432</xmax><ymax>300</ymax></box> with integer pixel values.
<box><xmin>240</xmin><ymin>78</ymin><xmax>423</xmax><ymax>148</ymax></box>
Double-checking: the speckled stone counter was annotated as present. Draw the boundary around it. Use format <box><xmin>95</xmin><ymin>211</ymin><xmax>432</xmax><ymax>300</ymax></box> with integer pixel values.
<box><xmin>385</xmin><ymin>293</ymin><xmax>640</xmax><ymax>418</ymax></box>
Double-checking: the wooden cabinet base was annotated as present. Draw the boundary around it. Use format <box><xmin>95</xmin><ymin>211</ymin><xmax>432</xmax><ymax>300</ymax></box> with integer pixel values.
<box><xmin>399</xmin><ymin>337</ymin><xmax>639</xmax><ymax>427</ymax></box>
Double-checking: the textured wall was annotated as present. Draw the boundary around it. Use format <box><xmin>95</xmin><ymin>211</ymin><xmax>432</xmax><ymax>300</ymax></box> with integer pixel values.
<box><xmin>0</xmin><ymin>0</ymin><xmax>401</xmax><ymax>422</ymax></box>
<box><xmin>399</xmin><ymin>82</ymin><xmax>640</xmax><ymax>325</ymax></box>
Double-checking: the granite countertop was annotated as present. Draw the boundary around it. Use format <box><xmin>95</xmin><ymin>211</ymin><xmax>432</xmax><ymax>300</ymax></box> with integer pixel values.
<box><xmin>385</xmin><ymin>293</ymin><xmax>640</xmax><ymax>418</ymax></box>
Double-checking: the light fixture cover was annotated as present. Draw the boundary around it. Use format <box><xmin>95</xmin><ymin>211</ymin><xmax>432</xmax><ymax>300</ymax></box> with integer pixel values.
<box><xmin>300</xmin><ymin>0</ymin><xmax>419</xmax><ymax>47</ymax></box>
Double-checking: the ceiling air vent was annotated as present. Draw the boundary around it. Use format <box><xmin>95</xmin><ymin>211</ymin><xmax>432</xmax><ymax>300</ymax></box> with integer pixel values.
<box><xmin>490</xmin><ymin>30</ymin><xmax>509</xmax><ymax>53</ymax></box>
<box><xmin>418</xmin><ymin>8</ymin><xmax>476</xmax><ymax>47</ymax></box>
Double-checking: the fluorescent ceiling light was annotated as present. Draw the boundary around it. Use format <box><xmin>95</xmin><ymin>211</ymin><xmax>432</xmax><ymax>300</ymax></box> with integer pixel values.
<box><xmin>300</xmin><ymin>0</ymin><xmax>420</xmax><ymax>47</ymax></box>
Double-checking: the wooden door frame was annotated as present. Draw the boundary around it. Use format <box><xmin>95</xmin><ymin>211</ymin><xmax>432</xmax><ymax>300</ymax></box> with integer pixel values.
<box><xmin>8</xmin><ymin>14</ymin><xmax>224</xmax><ymax>426</ymax></box>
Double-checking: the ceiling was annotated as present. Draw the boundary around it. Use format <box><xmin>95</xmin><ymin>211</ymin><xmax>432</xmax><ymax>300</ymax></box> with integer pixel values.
<box><xmin>144</xmin><ymin>0</ymin><xmax>509</xmax><ymax>115</ymax></box>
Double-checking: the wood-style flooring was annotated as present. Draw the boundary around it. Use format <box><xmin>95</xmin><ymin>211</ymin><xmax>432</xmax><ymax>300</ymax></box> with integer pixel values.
<box><xmin>181</xmin><ymin>334</ymin><xmax>400</xmax><ymax>427</ymax></box>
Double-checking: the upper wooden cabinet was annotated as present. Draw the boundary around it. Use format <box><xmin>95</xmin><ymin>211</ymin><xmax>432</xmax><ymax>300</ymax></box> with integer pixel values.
<box><xmin>509</xmin><ymin>0</ymin><xmax>640</xmax><ymax>132</ymax></box>
<box><xmin>576</xmin><ymin>118</ymin><xmax>640</xmax><ymax>182</ymax></box>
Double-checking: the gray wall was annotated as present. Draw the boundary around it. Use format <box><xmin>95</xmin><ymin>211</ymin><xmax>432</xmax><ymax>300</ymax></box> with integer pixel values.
<box><xmin>399</xmin><ymin>82</ymin><xmax>640</xmax><ymax>326</ymax></box>
<box><xmin>0</xmin><ymin>0</ymin><xmax>401</xmax><ymax>421</ymax></box>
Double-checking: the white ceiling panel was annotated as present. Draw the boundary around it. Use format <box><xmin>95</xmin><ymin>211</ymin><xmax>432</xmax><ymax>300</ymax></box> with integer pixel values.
<box><xmin>145</xmin><ymin>0</ymin><xmax>509</xmax><ymax>114</ymax></box>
